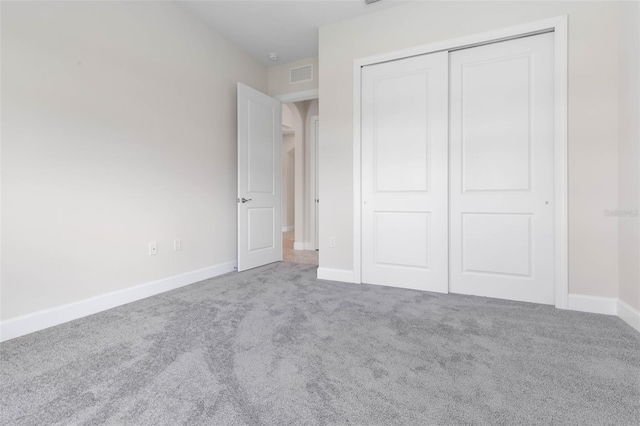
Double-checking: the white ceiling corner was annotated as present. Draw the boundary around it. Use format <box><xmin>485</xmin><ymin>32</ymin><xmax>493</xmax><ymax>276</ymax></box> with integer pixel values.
<box><xmin>177</xmin><ymin>0</ymin><xmax>411</xmax><ymax>66</ymax></box>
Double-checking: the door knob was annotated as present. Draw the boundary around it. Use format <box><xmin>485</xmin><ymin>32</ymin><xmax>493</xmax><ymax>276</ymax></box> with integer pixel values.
<box><xmin>241</xmin><ymin>198</ymin><xmax>252</xmax><ymax>203</ymax></box>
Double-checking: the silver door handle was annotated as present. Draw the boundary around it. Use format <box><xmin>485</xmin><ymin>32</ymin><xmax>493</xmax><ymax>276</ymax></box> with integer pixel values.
<box><xmin>241</xmin><ymin>198</ymin><xmax>252</xmax><ymax>203</ymax></box>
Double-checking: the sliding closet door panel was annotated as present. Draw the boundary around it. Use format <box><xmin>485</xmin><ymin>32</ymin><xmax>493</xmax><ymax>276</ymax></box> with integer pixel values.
<box><xmin>361</xmin><ymin>52</ymin><xmax>448</xmax><ymax>293</ymax></box>
<box><xmin>449</xmin><ymin>33</ymin><xmax>555</xmax><ymax>304</ymax></box>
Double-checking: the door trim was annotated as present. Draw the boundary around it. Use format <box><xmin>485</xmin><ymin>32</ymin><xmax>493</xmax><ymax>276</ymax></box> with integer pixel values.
<box><xmin>352</xmin><ymin>16</ymin><xmax>569</xmax><ymax>309</ymax></box>
<box><xmin>275</xmin><ymin>89</ymin><xmax>319</xmax><ymax>103</ymax></box>
<box><xmin>310</xmin><ymin>115</ymin><xmax>320</xmax><ymax>251</ymax></box>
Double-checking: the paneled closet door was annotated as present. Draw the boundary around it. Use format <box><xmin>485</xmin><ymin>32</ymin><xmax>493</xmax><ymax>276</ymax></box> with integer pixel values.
<box><xmin>361</xmin><ymin>52</ymin><xmax>448</xmax><ymax>293</ymax></box>
<box><xmin>449</xmin><ymin>33</ymin><xmax>555</xmax><ymax>304</ymax></box>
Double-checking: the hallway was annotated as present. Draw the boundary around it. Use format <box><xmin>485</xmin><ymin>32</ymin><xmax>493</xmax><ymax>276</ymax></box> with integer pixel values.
<box><xmin>283</xmin><ymin>231</ymin><xmax>318</xmax><ymax>266</ymax></box>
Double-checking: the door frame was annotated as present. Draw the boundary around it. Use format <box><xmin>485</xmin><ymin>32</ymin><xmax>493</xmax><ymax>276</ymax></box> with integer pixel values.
<box><xmin>275</xmin><ymin>89</ymin><xmax>319</xmax><ymax>103</ymax></box>
<box><xmin>311</xmin><ymin>115</ymin><xmax>320</xmax><ymax>250</ymax></box>
<box><xmin>352</xmin><ymin>16</ymin><xmax>569</xmax><ymax>309</ymax></box>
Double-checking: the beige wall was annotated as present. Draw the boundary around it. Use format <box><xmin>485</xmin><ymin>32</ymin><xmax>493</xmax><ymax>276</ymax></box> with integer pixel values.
<box><xmin>1</xmin><ymin>1</ymin><xmax>267</xmax><ymax>320</ymax></box>
<box><xmin>282</xmin><ymin>105</ymin><xmax>297</xmax><ymax>230</ymax></box>
<box><xmin>282</xmin><ymin>134</ymin><xmax>296</xmax><ymax>229</ymax></box>
<box><xmin>617</xmin><ymin>2</ymin><xmax>640</xmax><ymax>311</ymax></box>
<box><xmin>268</xmin><ymin>56</ymin><xmax>318</xmax><ymax>97</ymax></box>
<box><xmin>282</xmin><ymin>103</ymin><xmax>296</xmax><ymax>129</ymax></box>
<box><xmin>318</xmin><ymin>1</ymin><xmax>621</xmax><ymax>298</ymax></box>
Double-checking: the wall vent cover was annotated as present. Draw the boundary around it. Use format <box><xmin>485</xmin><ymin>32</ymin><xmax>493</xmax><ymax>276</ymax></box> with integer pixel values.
<box><xmin>290</xmin><ymin>64</ymin><xmax>313</xmax><ymax>84</ymax></box>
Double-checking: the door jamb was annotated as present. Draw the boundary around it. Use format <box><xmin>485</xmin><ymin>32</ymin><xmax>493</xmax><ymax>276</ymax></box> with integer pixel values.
<box><xmin>311</xmin><ymin>115</ymin><xmax>320</xmax><ymax>251</ymax></box>
<box><xmin>275</xmin><ymin>89</ymin><xmax>319</xmax><ymax>103</ymax></box>
<box><xmin>352</xmin><ymin>16</ymin><xmax>569</xmax><ymax>309</ymax></box>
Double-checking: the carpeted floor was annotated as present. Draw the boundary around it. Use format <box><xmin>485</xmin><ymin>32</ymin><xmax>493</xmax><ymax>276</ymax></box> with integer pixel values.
<box><xmin>1</xmin><ymin>262</ymin><xmax>639</xmax><ymax>425</ymax></box>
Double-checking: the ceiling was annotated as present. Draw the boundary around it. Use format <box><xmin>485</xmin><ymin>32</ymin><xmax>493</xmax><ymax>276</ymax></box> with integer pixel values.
<box><xmin>177</xmin><ymin>0</ymin><xmax>410</xmax><ymax>66</ymax></box>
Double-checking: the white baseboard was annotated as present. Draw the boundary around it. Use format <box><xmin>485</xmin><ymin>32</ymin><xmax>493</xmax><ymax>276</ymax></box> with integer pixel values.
<box><xmin>567</xmin><ymin>294</ymin><xmax>618</xmax><ymax>315</ymax></box>
<box><xmin>292</xmin><ymin>241</ymin><xmax>315</xmax><ymax>251</ymax></box>
<box><xmin>317</xmin><ymin>267</ymin><xmax>357</xmax><ymax>284</ymax></box>
<box><xmin>618</xmin><ymin>300</ymin><xmax>640</xmax><ymax>333</ymax></box>
<box><xmin>3</xmin><ymin>268</ymin><xmax>636</xmax><ymax>342</ymax></box>
<box><xmin>282</xmin><ymin>226</ymin><xmax>294</xmax><ymax>232</ymax></box>
<box><xmin>566</xmin><ymin>294</ymin><xmax>640</xmax><ymax>334</ymax></box>
<box><xmin>0</xmin><ymin>261</ymin><xmax>237</xmax><ymax>343</ymax></box>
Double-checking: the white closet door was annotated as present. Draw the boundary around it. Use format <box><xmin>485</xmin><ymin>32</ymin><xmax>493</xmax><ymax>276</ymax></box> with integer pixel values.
<box><xmin>361</xmin><ymin>52</ymin><xmax>448</xmax><ymax>293</ymax></box>
<box><xmin>449</xmin><ymin>33</ymin><xmax>555</xmax><ymax>304</ymax></box>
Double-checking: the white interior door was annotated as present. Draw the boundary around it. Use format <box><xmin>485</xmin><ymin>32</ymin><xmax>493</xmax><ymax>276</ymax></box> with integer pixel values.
<box><xmin>237</xmin><ymin>83</ymin><xmax>282</xmax><ymax>272</ymax></box>
<box><xmin>361</xmin><ymin>51</ymin><xmax>449</xmax><ymax>293</ymax></box>
<box><xmin>449</xmin><ymin>33</ymin><xmax>555</xmax><ymax>304</ymax></box>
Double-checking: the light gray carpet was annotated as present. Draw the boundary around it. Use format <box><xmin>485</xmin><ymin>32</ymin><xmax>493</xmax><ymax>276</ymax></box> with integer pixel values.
<box><xmin>1</xmin><ymin>262</ymin><xmax>639</xmax><ymax>425</ymax></box>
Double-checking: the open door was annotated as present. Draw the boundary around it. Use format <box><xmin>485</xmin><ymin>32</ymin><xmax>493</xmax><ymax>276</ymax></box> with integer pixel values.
<box><xmin>237</xmin><ymin>83</ymin><xmax>282</xmax><ymax>271</ymax></box>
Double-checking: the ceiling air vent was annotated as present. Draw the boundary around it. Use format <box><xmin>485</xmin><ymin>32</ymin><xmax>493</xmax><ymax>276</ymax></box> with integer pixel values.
<box><xmin>365</xmin><ymin>0</ymin><xmax>383</xmax><ymax>5</ymax></box>
<box><xmin>290</xmin><ymin>64</ymin><xmax>313</xmax><ymax>84</ymax></box>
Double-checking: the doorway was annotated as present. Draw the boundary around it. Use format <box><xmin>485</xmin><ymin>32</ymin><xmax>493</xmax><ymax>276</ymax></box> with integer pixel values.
<box><xmin>236</xmin><ymin>86</ymin><xmax>321</xmax><ymax>271</ymax></box>
<box><xmin>281</xmin><ymin>100</ymin><xmax>319</xmax><ymax>266</ymax></box>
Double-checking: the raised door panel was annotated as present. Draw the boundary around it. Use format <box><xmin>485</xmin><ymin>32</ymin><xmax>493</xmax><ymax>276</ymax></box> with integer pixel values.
<box><xmin>374</xmin><ymin>212</ymin><xmax>430</xmax><ymax>269</ymax></box>
<box><xmin>374</xmin><ymin>73</ymin><xmax>430</xmax><ymax>193</ymax></box>
<box><xmin>248</xmin><ymin>100</ymin><xmax>275</xmax><ymax>194</ymax></box>
<box><xmin>248</xmin><ymin>208</ymin><xmax>275</xmax><ymax>252</ymax></box>
<box><xmin>461</xmin><ymin>55</ymin><xmax>532</xmax><ymax>192</ymax></box>
<box><xmin>462</xmin><ymin>213</ymin><xmax>532</xmax><ymax>277</ymax></box>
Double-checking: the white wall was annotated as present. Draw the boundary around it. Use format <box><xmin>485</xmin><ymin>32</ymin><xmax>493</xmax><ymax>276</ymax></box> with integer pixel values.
<box><xmin>319</xmin><ymin>1</ymin><xmax>620</xmax><ymax>299</ymax></box>
<box><xmin>1</xmin><ymin>1</ymin><xmax>267</xmax><ymax>321</ymax></box>
<box><xmin>268</xmin><ymin>56</ymin><xmax>318</xmax><ymax>97</ymax></box>
<box><xmin>617</xmin><ymin>2</ymin><xmax>640</xmax><ymax>311</ymax></box>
